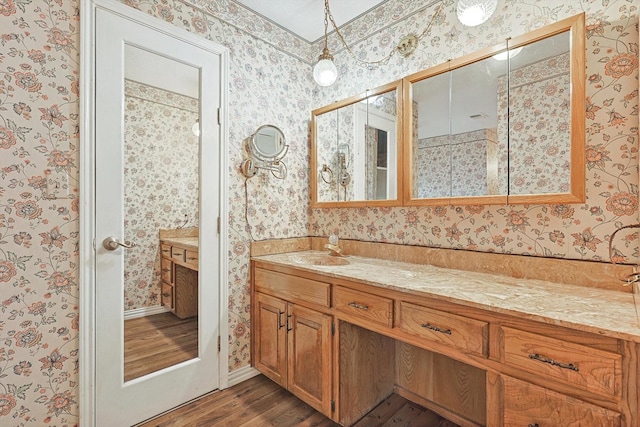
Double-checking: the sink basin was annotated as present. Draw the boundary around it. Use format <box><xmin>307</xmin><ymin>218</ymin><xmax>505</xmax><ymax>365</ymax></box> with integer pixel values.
<box><xmin>291</xmin><ymin>254</ymin><xmax>350</xmax><ymax>266</ymax></box>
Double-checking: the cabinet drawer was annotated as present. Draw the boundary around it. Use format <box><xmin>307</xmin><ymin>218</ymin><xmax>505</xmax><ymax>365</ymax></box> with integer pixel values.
<box><xmin>161</xmin><ymin>282</ymin><xmax>174</xmax><ymax>309</ymax></box>
<box><xmin>185</xmin><ymin>250</ymin><xmax>198</xmax><ymax>270</ymax></box>
<box><xmin>160</xmin><ymin>244</ymin><xmax>172</xmax><ymax>259</ymax></box>
<box><xmin>161</xmin><ymin>258</ymin><xmax>172</xmax><ymax>283</ymax></box>
<box><xmin>334</xmin><ymin>286</ymin><xmax>393</xmax><ymax>328</ymax></box>
<box><xmin>398</xmin><ymin>302</ymin><xmax>488</xmax><ymax>357</ymax></box>
<box><xmin>503</xmin><ymin>375</ymin><xmax>621</xmax><ymax>426</ymax></box>
<box><xmin>501</xmin><ymin>327</ymin><xmax>621</xmax><ymax>398</ymax></box>
<box><xmin>171</xmin><ymin>246</ymin><xmax>186</xmax><ymax>262</ymax></box>
<box><xmin>255</xmin><ymin>268</ymin><xmax>330</xmax><ymax>308</ymax></box>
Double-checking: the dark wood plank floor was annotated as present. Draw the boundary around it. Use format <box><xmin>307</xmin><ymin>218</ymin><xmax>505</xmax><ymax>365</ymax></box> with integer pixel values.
<box><xmin>124</xmin><ymin>312</ymin><xmax>198</xmax><ymax>381</ymax></box>
<box><xmin>138</xmin><ymin>374</ymin><xmax>459</xmax><ymax>427</ymax></box>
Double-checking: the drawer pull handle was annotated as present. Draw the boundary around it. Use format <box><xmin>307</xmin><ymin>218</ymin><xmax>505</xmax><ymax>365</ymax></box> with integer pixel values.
<box><xmin>187</xmin><ymin>257</ymin><xmax>197</xmax><ymax>261</ymax></box>
<box><xmin>278</xmin><ymin>311</ymin><xmax>285</xmax><ymax>330</ymax></box>
<box><xmin>286</xmin><ymin>314</ymin><xmax>292</xmax><ymax>332</ymax></box>
<box><xmin>421</xmin><ymin>323</ymin><xmax>452</xmax><ymax>335</ymax></box>
<box><xmin>528</xmin><ymin>424</ymin><xmax>539</xmax><ymax>427</ymax></box>
<box><xmin>348</xmin><ymin>302</ymin><xmax>369</xmax><ymax>311</ymax></box>
<box><xmin>528</xmin><ymin>353</ymin><xmax>579</xmax><ymax>372</ymax></box>
<box><xmin>162</xmin><ymin>293</ymin><xmax>171</xmax><ymax>297</ymax></box>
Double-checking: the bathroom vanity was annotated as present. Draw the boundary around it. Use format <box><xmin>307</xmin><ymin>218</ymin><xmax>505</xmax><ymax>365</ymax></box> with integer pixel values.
<box><xmin>251</xmin><ymin>246</ymin><xmax>639</xmax><ymax>426</ymax></box>
<box><xmin>159</xmin><ymin>228</ymin><xmax>199</xmax><ymax>319</ymax></box>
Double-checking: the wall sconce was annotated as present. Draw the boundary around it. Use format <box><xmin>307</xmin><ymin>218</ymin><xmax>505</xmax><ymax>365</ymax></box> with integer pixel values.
<box><xmin>240</xmin><ymin>125</ymin><xmax>288</xmax><ymax>179</ymax></box>
<box><xmin>456</xmin><ymin>0</ymin><xmax>498</xmax><ymax>27</ymax></box>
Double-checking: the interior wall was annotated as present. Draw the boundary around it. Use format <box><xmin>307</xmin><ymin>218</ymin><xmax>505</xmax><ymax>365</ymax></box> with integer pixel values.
<box><xmin>311</xmin><ymin>0</ymin><xmax>639</xmax><ymax>263</ymax></box>
<box><xmin>0</xmin><ymin>0</ymin><xmax>314</xmax><ymax>423</ymax></box>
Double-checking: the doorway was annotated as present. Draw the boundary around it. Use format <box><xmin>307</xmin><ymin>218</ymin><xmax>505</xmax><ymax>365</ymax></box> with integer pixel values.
<box><xmin>79</xmin><ymin>0</ymin><xmax>229</xmax><ymax>425</ymax></box>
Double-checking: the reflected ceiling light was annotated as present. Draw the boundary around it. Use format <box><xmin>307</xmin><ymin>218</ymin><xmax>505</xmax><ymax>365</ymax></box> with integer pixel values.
<box><xmin>456</xmin><ymin>0</ymin><xmax>498</xmax><ymax>27</ymax></box>
<box><xmin>192</xmin><ymin>119</ymin><xmax>200</xmax><ymax>137</ymax></box>
<box><xmin>492</xmin><ymin>47</ymin><xmax>523</xmax><ymax>61</ymax></box>
<box><xmin>312</xmin><ymin>0</ymin><xmax>445</xmax><ymax>87</ymax></box>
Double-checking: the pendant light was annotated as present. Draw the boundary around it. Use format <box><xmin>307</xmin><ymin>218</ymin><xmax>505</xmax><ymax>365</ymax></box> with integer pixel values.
<box><xmin>456</xmin><ymin>0</ymin><xmax>498</xmax><ymax>27</ymax></box>
<box><xmin>313</xmin><ymin>0</ymin><xmax>338</xmax><ymax>86</ymax></box>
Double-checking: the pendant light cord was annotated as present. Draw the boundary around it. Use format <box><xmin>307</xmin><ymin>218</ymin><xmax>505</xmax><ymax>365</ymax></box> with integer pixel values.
<box><xmin>323</xmin><ymin>0</ymin><xmax>446</xmax><ymax>70</ymax></box>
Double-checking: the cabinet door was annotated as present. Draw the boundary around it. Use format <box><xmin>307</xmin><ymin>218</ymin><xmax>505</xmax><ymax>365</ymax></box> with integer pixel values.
<box><xmin>254</xmin><ymin>292</ymin><xmax>287</xmax><ymax>387</ymax></box>
<box><xmin>287</xmin><ymin>303</ymin><xmax>333</xmax><ymax>417</ymax></box>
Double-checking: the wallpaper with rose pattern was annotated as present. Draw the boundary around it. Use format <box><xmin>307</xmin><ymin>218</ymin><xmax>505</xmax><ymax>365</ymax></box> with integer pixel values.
<box><xmin>0</xmin><ymin>0</ymin><xmax>638</xmax><ymax>424</ymax></box>
<box><xmin>123</xmin><ymin>80</ymin><xmax>199</xmax><ymax>311</ymax></box>
<box><xmin>497</xmin><ymin>52</ymin><xmax>572</xmax><ymax>195</ymax></box>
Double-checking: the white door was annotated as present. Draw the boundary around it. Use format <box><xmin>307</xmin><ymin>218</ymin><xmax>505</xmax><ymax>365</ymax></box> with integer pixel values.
<box><xmin>89</xmin><ymin>2</ymin><xmax>226</xmax><ymax>425</ymax></box>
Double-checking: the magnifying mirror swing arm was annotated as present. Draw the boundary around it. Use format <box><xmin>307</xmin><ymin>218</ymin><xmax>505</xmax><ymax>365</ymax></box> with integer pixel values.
<box><xmin>241</xmin><ymin>125</ymin><xmax>289</xmax><ymax>180</ymax></box>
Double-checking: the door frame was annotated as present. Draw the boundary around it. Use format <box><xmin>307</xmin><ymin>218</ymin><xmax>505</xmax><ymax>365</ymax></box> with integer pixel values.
<box><xmin>79</xmin><ymin>0</ymin><xmax>229</xmax><ymax>425</ymax></box>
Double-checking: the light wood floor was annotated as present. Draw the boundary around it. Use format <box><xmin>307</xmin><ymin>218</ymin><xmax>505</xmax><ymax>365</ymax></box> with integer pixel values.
<box><xmin>124</xmin><ymin>312</ymin><xmax>198</xmax><ymax>381</ymax></box>
<box><xmin>138</xmin><ymin>374</ymin><xmax>459</xmax><ymax>427</ymax></box>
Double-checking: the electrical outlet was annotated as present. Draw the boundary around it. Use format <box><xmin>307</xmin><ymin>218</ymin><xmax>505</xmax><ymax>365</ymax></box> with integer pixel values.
<box><xmin>44</xmin><ymin>169</ymin><xmax>70</xmax><ymax>199</ymax></box>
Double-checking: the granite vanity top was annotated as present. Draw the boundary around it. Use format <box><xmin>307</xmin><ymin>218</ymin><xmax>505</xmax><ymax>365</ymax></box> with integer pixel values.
<box><xmin>160</xmin><ymin>236</ymin><xmax>198</xmax><ymax>251</ymax></box>
<box><xmin>253</xmin><ymin>250</ymin><xmax>640</xmax><ymax>343</ymax></box>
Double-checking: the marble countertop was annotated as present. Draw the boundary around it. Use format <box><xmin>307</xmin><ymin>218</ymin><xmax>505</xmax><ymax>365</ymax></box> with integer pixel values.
<box><xmin>253</xmin><ymin>250</ymin><xmax>640</xmax><ymax>343</ymax></box>
<box><xmin>161</xmin><ymin>236</ymin><xmax>198</xmax><ymax>251</ymax></box>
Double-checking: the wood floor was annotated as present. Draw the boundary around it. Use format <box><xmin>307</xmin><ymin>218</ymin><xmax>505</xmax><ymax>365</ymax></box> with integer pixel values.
<box><xmin>124</xmin><ymin>312</ymin><xmax>198</xmax><ymax>381</ymax></box>
<box><xmin>138</xmin><ymin>374</ymin><xmax>459</xmax><ymax>427</ymax></box>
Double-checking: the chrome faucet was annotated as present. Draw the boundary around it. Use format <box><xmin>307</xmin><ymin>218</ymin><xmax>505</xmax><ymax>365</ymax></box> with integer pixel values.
<box><xmin>325</xmin><ymin>234</ymin><xmax>345</xmax><ymax>257</ymax></box>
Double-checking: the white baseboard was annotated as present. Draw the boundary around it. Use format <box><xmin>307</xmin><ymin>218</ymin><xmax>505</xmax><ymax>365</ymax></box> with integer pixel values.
<box><xmin>124</xmin><ymin>305</ymin><xmax>170</xmax><ymax>320</ymax></box>
<box><xmin>227</xmin><ymin>366</ymin><xmax>260</xmax><ymax>387</ymax></box>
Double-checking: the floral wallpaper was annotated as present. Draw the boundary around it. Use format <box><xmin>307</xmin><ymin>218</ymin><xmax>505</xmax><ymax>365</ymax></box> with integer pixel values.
<box><xmin>0</xmin><ymin>0</ymin><xmax>638</xmax><ymax>424</ymax></box>
<box><xmin>498</xmin><ymin>52</ymin><xmax>572</xmax><ymax>195</ymax></box>
<box><xmin>311</xmin><ymin>0</ymin><xmax>639</xmax><ymax>264</ymax></box>
<box><xmin>0</xmin><ymin>0</ymin><xmax>80</xmax><ymax>424</ymax></box>
<box><xmin>415</xmin><ymin>129</ymin><xmax>498</xmax><ymax>198</ymax></box>
<box><xmin>123</xmin><ymin>80</ymin><xmax>199</xmax><ymax>311</ymax></box>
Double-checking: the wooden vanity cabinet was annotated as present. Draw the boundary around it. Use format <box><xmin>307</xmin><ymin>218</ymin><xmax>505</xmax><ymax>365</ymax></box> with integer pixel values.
<box><xmin>251</xmin><ymin>260</ymin><xmax>636</xmax><ymax>426</ymax></box>
<box><xmin>502</xmin><ymin>375</ymin><xmax>622</xmax><ymax>426</ymax></box>
<box><xmin>160</xmin><ymin>239</ymin><xmax>198</xmax><ymax>319</ymax></box>
<box><xmin>252</xmin><ymin>269</ymin><xmax>334</xmax><ymax>417</ymax></box>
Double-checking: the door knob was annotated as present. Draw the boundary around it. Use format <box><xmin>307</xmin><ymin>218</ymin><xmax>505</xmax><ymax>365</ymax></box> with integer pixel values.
<box><xmin>102</xmin><ymin>237</ymin><xmax>137</xmax><ymax>251</ymax></box>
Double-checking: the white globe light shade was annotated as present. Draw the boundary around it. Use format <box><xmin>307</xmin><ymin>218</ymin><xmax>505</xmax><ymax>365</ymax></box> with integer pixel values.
<box><xmin>313</xmin><ymin>58</ymin><xmax>338</xmax><ymax>87</ymax></box>
<box><xmin>456</xmin><ymin>0</ymin><xmax>498</xmax><ymax>27</ymax></box>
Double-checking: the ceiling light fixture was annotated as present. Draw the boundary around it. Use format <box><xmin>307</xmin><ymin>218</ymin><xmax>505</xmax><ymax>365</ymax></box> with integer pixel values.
<box><xmin>456</xmin><ymin>0</ymin><xmax>498</xmax><ymax>27</ymax></box>
<box><xmin>313</xmin><ymin>0</ymin><xmax>338</xmax><ymax>86</ymax></box>
<box><xmin>312</xmin><ymin>0</ymin><xmax>445</xmax><ymax>87</ymax></box>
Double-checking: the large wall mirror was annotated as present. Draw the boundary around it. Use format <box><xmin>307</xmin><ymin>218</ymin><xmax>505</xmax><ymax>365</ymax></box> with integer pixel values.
<box><xmin>403</xmin><ymin>13</ymin><xmax>585</xmax><ymax>206</ymax></box>
<box><xmin>311</xmin><ymin>80</ymin><xmax>403</xmax><ymax>207</ymax></box>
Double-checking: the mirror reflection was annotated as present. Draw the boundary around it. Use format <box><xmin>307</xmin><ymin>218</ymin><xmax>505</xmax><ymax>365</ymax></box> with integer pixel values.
<box><xmin>252</xmin><ymin>125</ymin><xmax>286</xmax><ymax>159</ymax></box>
<box><xmin>412</xmin><ymin>53</ymin><xmax>508</xmax><ymax>200</ymax></box>
<box><xmin>313</xmin><ymin>83</ymin><xmax>401</xmax><ymax>205</ymax></box>
<box><xmin>123</xmin><ymin>44</ymin><xmax>200</xmax><ymax>382</ymax></box>
<box><xmin>408</xmin><ymin>22</ymin><xmax>578</xmax><ymax>204</ymax></box>
<box><xmin>506</xmin><ymin>32</ymin><xmax>571</xmax><ymax>195</ymax></box>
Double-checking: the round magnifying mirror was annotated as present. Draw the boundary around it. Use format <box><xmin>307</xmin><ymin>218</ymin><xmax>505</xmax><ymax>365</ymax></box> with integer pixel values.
<box><xmin>251</xmin><ymin>125</ymin><xmax>286</xmax><ymax>159</ymax></box>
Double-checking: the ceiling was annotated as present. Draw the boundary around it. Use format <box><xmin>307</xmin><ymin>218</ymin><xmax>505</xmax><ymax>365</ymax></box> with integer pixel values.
<box><xmin>234</xmin><ymin>0</ymin><xmax>388</xmax><ymax>43</ymax></box>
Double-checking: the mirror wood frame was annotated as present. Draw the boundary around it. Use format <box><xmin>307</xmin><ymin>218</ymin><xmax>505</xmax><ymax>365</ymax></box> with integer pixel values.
<box><xmin>402</xmin><ymin>13</ymin><xmax>585</xmax><ymax>207</ymax></box>
<box><xmin>310</xmin><ymin>79</ymin><xmax>404</xmax><ymax>208</ymax></box>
